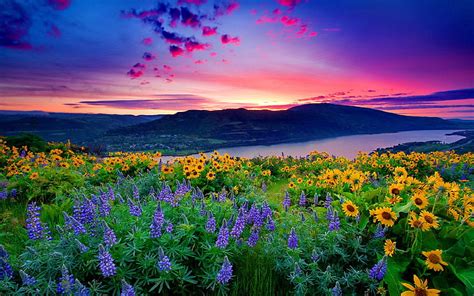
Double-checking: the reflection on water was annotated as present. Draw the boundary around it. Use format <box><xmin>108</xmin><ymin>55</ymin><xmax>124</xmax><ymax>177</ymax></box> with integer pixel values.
<box><xmin>213</xmin><ymin>130</ymin><xmax>463</xmax><ymax>159</ymax></box>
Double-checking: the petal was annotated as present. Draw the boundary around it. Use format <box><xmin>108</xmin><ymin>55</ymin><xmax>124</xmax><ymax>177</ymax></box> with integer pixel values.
<box><xmin>402</xmin><ymin>283</ymin><xmax>415</xmax><ymax>290</ymax></box>
<box><xmin>413</xmin><ymin>275</ymin><xmax>422</xmax><ymax>287</ymax></box>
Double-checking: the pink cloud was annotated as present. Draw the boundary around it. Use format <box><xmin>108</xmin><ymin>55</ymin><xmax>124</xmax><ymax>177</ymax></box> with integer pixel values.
<box><xmin>277</xmin><ymin>0</ymin><xmax>302</xmax><ymax>7</ymax></box>
<box><xmin>169</xmin><ymin>45</ymin><xmax>185</xmax><ymax>57</ymax></box>
<box><xmin>142</xmin><ymin>52</ymin><xmax>155</xmax><ymax>61</ymax></box>
<box><xmin>142</xmin><ymin>37</ymin><xmax>153</xmax><ymax>45</ymax></box>
<box><xmin>179</xmin><ymin>0</ymin><xmax>207</xmax><ymax>4</ymax></box>
<box><xmin>221</xmin><ymin>34</ymin><xmax>240</xmax><ymax>45</ymax></box>
<box><xmin>185</xmin><ymin>41</ymin><xmax>210</xmax><ymax>52</ymax></box>
<box><xmin>202</xmin><ymin>26</ymin><xmax>218</xmax><ymax>36</ymax></box>
<box><xmin>127</xmin><ymin>69</ymin><xmax>144</xmax><ymax>79</ymax></box>
<box><xmin>280</xmin><ymin>16</ymin><xmax>299</xmax><ymax>26</ymax></box>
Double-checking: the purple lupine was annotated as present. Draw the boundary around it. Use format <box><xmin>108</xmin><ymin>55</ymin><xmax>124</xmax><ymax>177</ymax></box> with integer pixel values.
<box><xmin>311</xmin><ymin>249</ymin><xmax>320</xmax><ymax>262</ymax></box>
<box><xmin>0</xmin><ymin>258</ymin><xmax>13</xmax><ymax>279</ymax></box>
<box><xmin>175</xmin><ymin>179</ymin><xmax>191</xmax><ymax>196</ymax></box>
<box><xmin>206</xmin><ymin>213</ymin><xmax>216</xmax><ymax>233</ymax></box>
<box><xmin>74</xmin><ymin>279</ymin><xmax>90</xmax><ymax>296</ymax></box>
<box><xmin>230</xmin><ymin>211</ymin><xmax>245</xmax><ymax>239</ymax></box>
<box><xmin>261</xmin><ymin>201</ymin><xmax>272</xmax><ymax>219</ymax></box>
<box><xmin>103</xmin><ymin>224</ymin><xmax>117</xmax><ymax>248</ymax></box>
<box><xmin>216</xmin><ymin>256</ymin><xmax>233</xmax><ymax>285</ymax></box>
<box><xmin>369</xmin><ymin>258</ymin><xmax>387</xmax><ymax>281</ymax></box>
<box><xmin>57</xmin><ymin>266</ymin><xmax>74</xmax><ymax>294</ymax></box>
<box><xmin>313</xmin><ymin>211</ymin><xmax>319</xmax><ymax>222</ymax></box>
<box><xmin>324</xmin><ymin>193</ymin><xmax>333</xmax><ymax>208</ymax></box>
<box><xmin>328</xmin><ymin>210</ymin><xmax>340</xmax><ymax>231</ymax></box>
<box><xmin>261</xmin><ymin>182</ymin><xmax>267</xmax><ymax>192</ymax></box>
<box><xmin>107</xmin><ymin>186</ymin><xmax>115</xmax><ymax>201</ymax></box>
<box><xmin>165</xmin><ymin>221</ymin><xmax>173</xmax><ymax>233</ymax></box>
<box><xmin>150</xmin><ymin>204</ymin><xmax>164</xmax><ymax>238</ymax></box>
<box><xmin>313</xmin><ymin>193</ymin><xmax>319</xmax><ymax>206</ymax></box>
<box><xmin>283</xmin><ymin>191</ymin><xmax>291</xmax><ymax>211</ymax></box>
<box><xmin>9</xmin><ymin>188</ymin><xmax>17</xmax><ymax>198</ymax></box>
<box><xmin>266</xmin><ymin>217</ymin><xmax>275</xmax><ymax>231</ymax></box>
<box><xmin>0</xmin><ymin>245</ymin><xmax>8</xmax><ymax>259</ymax></box>
<box><xmin>0</xmin><ymin>190</ymin><xmax>7</xmax><ymax>200</ymax></box>
<box><xmin>158</xmin><ymin>184</ymin><xmax>173</xmax><ymax>203</ymax></box>
<box><xmin>288</xmin><ymin>228</ymin><xmax>298</xmax><ymax>249</ymax></box>
<box><xmin>216</xmin><ymin>220</ymin><xmax>229</xmax><ymax>249</ymax></box>
<box><xmin>20</xmin><ymin>270</ymin><xmax>37</xmax><ymax>286</ymax></box>
<box><xmin>98</xmin><ymin>191</ymin><xmax>111</xmax><ymax>217</ymax></box>
<box><xmin>26</xmin><ymin>202</ymin><xmax>43</xmax><ymax>240</ymax></box>
<box><xmin>132</xmin><ymin>185</ymin><xmax>140</xmax><ymax>200</ymax></box>
<box><xmin>128</xmin><ymin>198</ymin><xmax>142</xmax><ymax>217</ymax></box>
<box><xmin>121</xmin><ymin>280</ymin><xmax>136</xmax><ymax>296</ymax></box>
<box><xmin>157</xmin><ymin>248</ymin><xmax>172</xmax><ymax>272</ymax></box>
<box><xmin>299</xmin><ymin>191</ymin><xmax>306</xmax><ymax>207</ymax></box>
<box><xmin>247</xmin><ymin>228</ymin><xmax>259</xmax><ymax>247</ymax></box>
<box><xmin>373</xmin><ymin>224</ymin><xmax>387</xmax><ymax>239</ymax></box>
<box><xmin>78</xmin><ymin>198</ymin><xmax>96</xmax><ymax>225</ymax></box>
<box><xmin>75</xmin><ymin>239</ymin><xmax>89</xmax><ymax>253</ymax></box>
<box><xmin>332</xmin><ymin>282</ymin><xmax>342</xmax><ymax>296</ymax></box>
<box><xmin>301</xmin><ymin>213</ymin><xmax>306</xmax><ymax>222</ymax></box>
<box><xmin>64</xmin><ymin>213</ymin><xmax>87</xmax><ymax>235</ymax></box>
<box><xmin>97</xmin><ymin>245</ymin><xmax>116</xmax><ymax>277</ymax></box>
<box><xmin>217</xmin><ymin>190</ymin><xmax>227</xmax><ymax>202</ymax></box>
<box><xmin>199</xmin><ymin>201</ymin><xmax>207</xmax><ymax>216</ymax></box>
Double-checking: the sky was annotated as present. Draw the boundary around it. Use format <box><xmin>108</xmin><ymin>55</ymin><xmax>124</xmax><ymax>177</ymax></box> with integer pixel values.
<box><xmin>0</xmin><ymin>0</ymin><xmax>473</xmax><ymax>119</ymax></box>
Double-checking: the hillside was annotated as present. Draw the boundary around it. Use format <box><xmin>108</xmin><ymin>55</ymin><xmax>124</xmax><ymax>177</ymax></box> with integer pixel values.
<box><xmin>105</xmin><ymin>103</ymin><xmax>472</xmax><ymax>152</ymax></box>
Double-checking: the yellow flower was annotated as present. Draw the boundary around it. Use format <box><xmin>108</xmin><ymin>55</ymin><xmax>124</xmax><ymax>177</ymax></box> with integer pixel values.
<box><xmin>297</xmin><ymin>178</ymin><xmax>303</xmax><ymax>184</ymax></box>
<box><xmin>422</xmin><ymin>249</ymin><xmax>448</xmax><ymax>271</ymax></box>
<box><xmin>411</xmin><ymin>192</ymin><xmax>428</xmax><ymax>209</ymax></box>
<box><xmin>386</xmin><ymin>195</ymin><xmax>402</xmax><ymax>205</ymax></box>
<box><xmin>370</xmin><ymin>207</ymin><xmax>397</xmax><ymax>227</ymax></box>
<box><xmin>206</xmin><ymin>171</ymin><xmax>216</xmax><ymax>181</ymax></box>
<box><xmin>388</xmin><ymin>183</ymin><xmax>403</xmax><ymax>196</ymax></box>
<box><xmin>342</xmin><ymin>201</ymin><xmax>359</xmax><ymax>217</ymax></box>
<box><xmin>29</xmin><ymin>172</ymin><xmax>39</xmax><ymax>180</ymax></box>
<box><xmin>288</xmin><ymin>182</ymin><xmax>295</xmax><ymax>189</ymax></box>
<box><xmin>384</xmin><ymin>239</ymin><xmax>396</xmax><ymax>257</ymax></box>
<box><xmin>394</xmin><ymin>167</ymin><xmax>408</xmax><ymax>180</ymax></box>
<box><xmin>408</xmin><ymin>212</ymin><xmax>430</xmax><ymax>231</ymax></box>
<box><xmin>401</xmin><ymin>275</ymin><xmax>440</xmax><ymax>296</ymax></box>
<box><xmin>420</xmin><ymin>210</ymin><xmax>439</xmax><ymax>229</ymax></box>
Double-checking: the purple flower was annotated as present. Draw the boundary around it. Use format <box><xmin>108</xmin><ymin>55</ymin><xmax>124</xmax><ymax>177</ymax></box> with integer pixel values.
<box><xmin>157</xmin><ymin>248</ymin><xmax>172</xmax><ymax>272</ymax></box>
<box><xmin>313</xmin><ymin>211</ymin><xmax>319</xmax><ymax>222</ymax></box>
<box><xmin>0</xmin><ymin>258</ymin><xmax>13</xmax><ymax>279</ymax></box>
<box><xmin>75</xmin><ymin>239</ymin><xmax>89</xmax><ymax>253</ymax></box>
<box><xmin>373</xmin><ymin>224</ymin><xmax>387</xmax><ymax>239</ymax></box>
<box><xmin>128</xmin><ymin>198</ymin><xmax>142</xmax><ymax>217</ymax></box>
<box><xmin>313</xmin><ymin>193</ymin><xmax>319</xmax><ymax>206</ymax></box>
<box><xmin>26</xmin><ymin>202</ymin><xmax>43</xmax><ymax>240</ymax></box>
<box><xmin>266</xmin><ymin>217</ymin><xmax>275</xmax><ymax>231</ymax></box>
<box><xmin>9</xmin><ymin>188</ymin><xmax>17</xmax><ymax>198</ymax></box>
<box><xmin>75</xmin><ymin>279</ymin><xmax>90</xmax><ymax>296</ymax></box>
<box><xmin>121</xmin><ymin>280</ymin><xmax>136</xmax><ymax>296</ymax></box>
<box><xmin>261</xmin><ymin>182</ymin><xmax>267</xmax><ymax>192</ymax></box>
<box><xmin>175</xmin><ymin>179</ymin><xmax>191</xmax><ymax>197</ymax></box>
<box><xmin>299</xmin><ymin>191</ymin><xmax>306</xmax><ymax>207</ymax></box>
<box><xmin>64</xmin><ymin>213</ymin><xmax>87</xmax><ymax>235</ymax></box>
<box><xmin>324</xmin><ymin>193</ymin><xmax>333</xmax><ymax>208</ymax></box>
<box><xmin>103</xmin><ymin>224</ymin><xmax>117</xmax><ymax>248</ymax></box>
<box><xmin>216</xmin><ymin>256</ymin><xmax>233</xmax><ymax>285</ymax></box>
<box><xmin>217</xmin><ymin>190</ymin><xmax>227</xmax><ymax>202</ymax></box>
<box><xmin>247</xmin><ymin>228</ymin><xmax>259</xmax><ymax>247</ymax></box>
<box><xmin>20</xmin><ymin>270</ymin><xmax>36</xmax><ymax>286</ymax></box>
<box><xmin>283</xmin><ymin>191</ymin><xmax>291</xmax><ymax>211</ymax></box>
<box><xmin>369</xmin><ymin>258</ymin><xmax>387</xmax><ymax>281</ymax></box>
<box><xmin>206</xmin><ymin>213</ymin><xmax>216</xmax><ymax>233</ymax></box>
<box><xmin>57</xmin><ymin>266</ymin><xmax>74</xmax><ymax>294</ymax></box>
<box><xmin>97</xmin><ymin>245</ymin><xmax>116</xmax><ymax>277</ymax></box>
<box><xmin>150</xmin><ymin>204</ymin><xmax>164</xmax><ymax>238</ymax></box>
<box><xmin>158</xmin><ymin>184</ymin><xmax>173</xmax><ymax>203</ymax></box>
<box><xmin>216</xmin><ymin>220</ymin><xmax>229</xmax><ymax>249</ymax></box>
<box><xmin>288</xmin><ymin>228</ymin><xmax>298</xmax><ymax>249</ymax></box>
<box><xmin>311</xmin><ymin>249</ymin><xmax>320</xmax><ymax>262</ymax></box>
<box><xmin>230</xmin><ymin>211</ymin><xmax>245</xmax><ymax>239</ymax></box>
<box><xmin>133</xmin><ymin>185</ymin><xmax>140</xmax><ymax>200</ymax></box>
<box><xmin>328</xmin><ymin>210</ymin><xmax>340</xmax><ymax>231</ymax></box>
<box><xmin>98</xmin><ymin>192</ymin><xmax>111</xmax><ymax>217</ymax></box>
<box><xmin>332</xmin><ymin>281</ymin><xmax>342</xmax><ymax>296</ymax></box>
<box><xmin>0</xmin><ymin>190</ymin><xmax>7</xmax><ymax>200</ymax></box>
<box><xmin>165</xmin><ymin>221</ymin><xmax>173</xmax><ymax>233</ymax></box>
<box><xmin>261</xmin><ymin>201</ymin><xmax>272</xmax><ymax>219</ymax></box>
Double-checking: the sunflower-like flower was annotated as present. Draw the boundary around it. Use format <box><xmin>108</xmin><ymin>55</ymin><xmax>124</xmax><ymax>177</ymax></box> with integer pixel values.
<box><xmin>388</xmin><ymin>183</ymin><xmax>403</xmax><ymax>196</ymax></box>
<box><xmin>384</xmin><ymin>239</ymin><xmax>396</xmax><ymax>257</ymax></box>
<box><xmin>401</xmin><ymin>275</ymin><xmax>440</xmax><ymax>296</ymax></box>
<box><xmin>411</xmin><ymin>192</ymin><xmax>428</xmax><ymax>209</ymax></box>
<box><xmin>206</xmin><ymin>171</ymin><xmax>216</xmax><ymax>181</ymax></box>
<box><xmin>370</xmin><ymin>207</ymin><xmax>397</xmax><ymax>227</ymax></box>
<box><xmin>341</xmin><ymin>200</ymin><xmax>359</xmax><ymax>217</ymax></box>
<box><xmin>422</xmin><ymin>249</ymin><xmax>448</xmax><ymax>271</ymax></box>
<box><xmin>420</xmin><ymin>210</ymin><xmax>439</xmax><ymax>229</ymax></box>
<box><xmin>408</xmin><ymin>212</ymin><xmax>429</xmax><ymax>231</ymax></box>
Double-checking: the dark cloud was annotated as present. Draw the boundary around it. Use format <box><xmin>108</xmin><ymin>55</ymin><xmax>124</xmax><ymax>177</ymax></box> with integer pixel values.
<box><xmin>0</xmin><ymin>0</ymin><xmax>32</xmax><ymax>50</ymax></box>
<box><xmin>202</xmin><ymin>26</ymin><xmax>218</xmax><ymax>36</ymax></box>
<box><xmin>221</xmin><ymin>34</ymin><xmax>240</xmax><ymax>45</ymax></box>
<box><xmin>180</xmin><ymin>7</ymin><xmax>201</xmax><ymax>28</ymax></box>
<box><xmin>277</xmin><ymin>0</ymin><xmax>302</xmax><ymax>7</ymax></box>
<box><xmin>142</xmin><ymin>52</ymin><xmax>155</xmax><ymax>61</ymax></box>
<box><xmin>377</xmin><ymin>104</ymin><xmax>474</xmax><ymax>111</ymax></box>
<box><xmin>169</xmin><ymin>45</ymin><xmax>185</xmax><ymax>57</ymax></box>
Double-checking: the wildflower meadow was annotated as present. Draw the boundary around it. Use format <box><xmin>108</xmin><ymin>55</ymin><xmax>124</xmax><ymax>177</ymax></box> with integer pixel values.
<box><xmin>0</xmin><ymin>139</ymin><xmax>473</xmax><ymax>295</ymax></box>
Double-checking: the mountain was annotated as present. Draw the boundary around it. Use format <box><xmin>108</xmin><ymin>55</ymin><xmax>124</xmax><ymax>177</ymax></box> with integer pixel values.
<box><xmin>105</xmin><ymin>103</ymin><xmax>474</xmax><ymax>153</ymax></box>
<box><xmin>0</xmin><ymin>111</ymin><xmax>163</xmax><ymax>144</ymax></box>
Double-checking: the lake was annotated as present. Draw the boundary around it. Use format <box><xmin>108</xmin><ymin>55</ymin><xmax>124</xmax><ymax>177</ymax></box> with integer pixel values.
<box><xmin>211</xmin><ymin>130</ymin><xmax>464</xmax><ymax>159</ymax></box>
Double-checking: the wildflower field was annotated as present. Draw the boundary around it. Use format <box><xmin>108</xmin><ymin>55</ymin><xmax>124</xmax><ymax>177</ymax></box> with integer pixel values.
<box><xmin>0</xmin><ymin>139</ymin><xmax>473</xmax><ymax>295</ymax></box>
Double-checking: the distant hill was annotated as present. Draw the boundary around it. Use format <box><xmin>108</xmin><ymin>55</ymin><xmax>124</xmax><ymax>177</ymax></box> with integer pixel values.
<box><xmin>104</xmin><ymin>103</ymin><xmax>474</xmax><ymax>153</ymax></box>
<box><xmin>0</xmin><ymin>111</ymin><xmax>163</xmax><ymax>145</ymax></box>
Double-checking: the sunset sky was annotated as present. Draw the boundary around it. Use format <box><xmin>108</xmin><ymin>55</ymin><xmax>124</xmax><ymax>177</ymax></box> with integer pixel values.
<box><xmin>1</xmin><ymin>0</ymin><xmax>473</xmax><ymax>118</ymax></box>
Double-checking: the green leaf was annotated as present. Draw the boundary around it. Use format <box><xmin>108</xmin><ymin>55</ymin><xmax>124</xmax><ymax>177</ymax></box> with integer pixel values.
<box><xmin>449</xmin><ymin>265</ymin><xmax>474</xmax><ymax>295</ymax></box>
<box><xmin>383</xmin><ymin>256</ymin><xmax>411</xmax><ymax>296</ymax></box>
